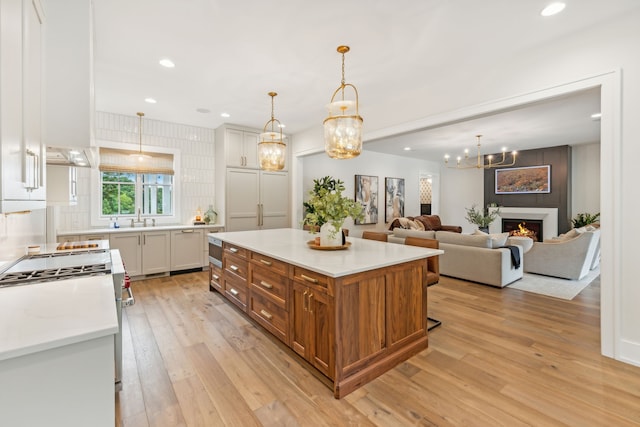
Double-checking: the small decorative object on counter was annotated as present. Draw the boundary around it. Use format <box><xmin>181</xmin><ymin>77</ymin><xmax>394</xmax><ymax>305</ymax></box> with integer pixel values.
<box><xmin>203</xmin><ymin>205</ymin><xmax>217</xmax><ymax>224</ymax></box>
<box><xmin>193</xmin><ymin>207</ymin><xmax>205</xmax><ymax>225</ymax></box>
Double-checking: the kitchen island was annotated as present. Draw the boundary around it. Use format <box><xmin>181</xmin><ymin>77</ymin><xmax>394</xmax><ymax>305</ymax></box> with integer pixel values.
<box><xmin>0</xmin><ymin>275</ymin><xmax>118</xmax><ymax>427</ymax></box>
<box><xmin>208</xmin><ymin>228</ymin><xmax>443</xmax><ymax>398</ymax></box>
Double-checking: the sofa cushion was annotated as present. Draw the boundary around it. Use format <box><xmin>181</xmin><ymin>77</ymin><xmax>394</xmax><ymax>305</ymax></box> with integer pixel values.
<box><xmin>472</xmin><ymin>230</ymin><xmax>509</xmax><ymax>248</ymax></box>
<box><xmin>436</xmin><ymin>230</ymin><xmax>492</xmax><ymax>248</ymax></box>
<box><xmin>545</xmin><ymin>228</ymin><xmax>579</xmax><ymax>243</ymax></box>
<box><xmin>393</xmin><ymin>228</ymin><xmax>436</xmax><ymax>240</ymax></box>
<box><xmin>416</xmin><ymin>215</ymin><xmax>441</xmax><ymax>230</ymax></box>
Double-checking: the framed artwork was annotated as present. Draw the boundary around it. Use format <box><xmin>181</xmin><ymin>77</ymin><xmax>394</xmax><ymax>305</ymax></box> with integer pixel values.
<box><xmin>495</xmin><ymin>165</ymin><xmax>551</xmax><ymax>194</ymax></box>
<box><xmin>385</xmin><ymin>177</ymin><xmax>405</xmax><ymax>223</ymax></box>
<box><xmin>354</xmin><ymin>175</ymin><xmax>378</xmax><ymax>224</ymax></box>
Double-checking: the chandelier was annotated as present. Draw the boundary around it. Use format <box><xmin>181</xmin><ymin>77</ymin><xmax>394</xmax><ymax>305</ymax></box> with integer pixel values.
<box><xmin>323</xmin><ymin>45</ymin><xmax>363</xmax><ymax>159</ymax></box>
<box><xmin>444</xmin><ymin>135</ymin><xmax>516</xmax><ymax>169</ymax></box>
<box><xmin>258</xmin><ymin>92</ymin><xmax>286</xmax><ymax>171</ymax></box>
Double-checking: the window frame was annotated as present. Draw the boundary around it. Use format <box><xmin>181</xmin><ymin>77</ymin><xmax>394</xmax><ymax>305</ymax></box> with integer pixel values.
<box><xmin>90</xmin><ymin>141</ymin><xmax>181</xmax><ymax>227</ymax></box>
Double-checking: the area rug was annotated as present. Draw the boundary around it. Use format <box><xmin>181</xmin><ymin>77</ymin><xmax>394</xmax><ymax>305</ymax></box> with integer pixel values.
<box><xmin>506</xmin><ymin>267</ymin><xmax>600</xmax><ymax>300</ymax></box>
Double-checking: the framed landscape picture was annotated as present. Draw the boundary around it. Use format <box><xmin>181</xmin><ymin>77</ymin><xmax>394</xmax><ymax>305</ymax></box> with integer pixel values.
<box><xmin>354</xmin><ymin>175</ymin><xmax>378</xmax><ymax>224</ymax></box>
<box><xmin>385</xmin><ymin>177</ymin><xmax>405</xmax><ymax>222</ymax></box>
<box><xmin>495</xmin><ymin>165</ymin><xmax>551</xmax><ymax>194</ymax></box>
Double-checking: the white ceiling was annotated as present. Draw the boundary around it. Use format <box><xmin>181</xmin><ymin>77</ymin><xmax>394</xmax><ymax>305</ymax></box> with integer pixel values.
<box><xmin>92</xmin><ymin>1</ymin><xmax>637</xmax><ymax>159</ymax></box>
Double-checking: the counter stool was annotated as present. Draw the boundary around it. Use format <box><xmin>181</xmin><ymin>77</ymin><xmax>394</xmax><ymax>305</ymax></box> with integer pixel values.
<box><xmin>404</xmin><ymin>236</ymin><xmax>441</xmax><ymax>331</ymax></box>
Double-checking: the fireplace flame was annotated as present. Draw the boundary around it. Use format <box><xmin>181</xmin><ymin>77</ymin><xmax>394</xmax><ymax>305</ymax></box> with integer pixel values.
<box><xmin>511</xmin><ymin>222</ymin><xmax>536</xmax><ymax>239</ymax></box>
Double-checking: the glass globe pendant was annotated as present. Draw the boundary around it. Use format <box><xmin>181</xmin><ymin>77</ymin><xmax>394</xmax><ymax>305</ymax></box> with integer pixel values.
<box><xmin>323</xmin><ymin>45</ymin><xmax>363</xmax><ymax>159</ymax></box>
<box><xmin>258</xmin><ymin>92</ymin><xmax>286</xmax><ymax>171</ymax></box>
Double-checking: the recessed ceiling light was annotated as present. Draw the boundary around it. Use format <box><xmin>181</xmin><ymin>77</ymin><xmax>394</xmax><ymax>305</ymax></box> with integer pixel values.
<box><xmin>159</xmin><ymin>58</ymin><xmax>175</xmax><ymax>68</ymax></box>
<box><xmin>541</xmin><ymin>2</ymin><xmax>566</xmax><ymax>17</ymax></box>
<box><xmin>220</xmin><ymin>112</ymin><xmax>230</xmax><ymax>118</ymax></box>
<box><xmin>591</xmin><ymin>112</ymin><xmax>602</xmax><ymax>120</ymax></box>
<box><xmin>404</xmin><ymin>147</ymin><xmax>411</xmax><ymax>151</ymax></box>
<box><xmin>196</xmin><ymin>108</ymin><xmax>211</xmax><ymax>114</ymax></box>
<box><xmin>145</xmin><ymin>98</ymin><xmax>157</xmax><ymax>104</ymax></box>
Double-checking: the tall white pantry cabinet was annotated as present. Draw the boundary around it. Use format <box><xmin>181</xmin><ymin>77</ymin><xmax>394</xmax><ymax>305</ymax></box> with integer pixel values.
<box><xmin>0</xmin><ymin>0</ymin><xmax>47</xmax><ymax>213</ymax></box>
<box><xmin>215</xmin><ymin>124</ymin><xmax>290</xmax><ymax>232</ymax></box>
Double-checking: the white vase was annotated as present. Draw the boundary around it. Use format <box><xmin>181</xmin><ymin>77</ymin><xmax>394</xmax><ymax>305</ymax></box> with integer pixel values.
<box><xmin>320</xmin><ymin>222</ymin><xmax>342</xmax><ymax>247</ymax></box>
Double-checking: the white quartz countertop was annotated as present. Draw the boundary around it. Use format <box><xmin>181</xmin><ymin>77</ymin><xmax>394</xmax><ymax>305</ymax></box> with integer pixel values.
<box><xmin>211</xmin><ymin>228</ymin><xmax>443</xmax><ymax>278</ymax></box>
<box><xmin>0</xmin><ymin>275</ymin><xmax>119</xmax><ymax>362</ymax></box>
<box><xmin>57</xmin><ymin>223</ymin><xmax>223</xmax><ymax>236</ymax></box>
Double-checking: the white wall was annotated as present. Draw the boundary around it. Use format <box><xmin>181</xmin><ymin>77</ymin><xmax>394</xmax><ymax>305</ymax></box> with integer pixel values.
<box><xmin>0</xmin><ymin>210</ymin><xmax>46</xmax><ymax>262</ymax></box>
<box><xmin>300</xmin><ymin>150</ymin><xmax>440</xmax><ymax>237</ymax></box>
<box><xmin>291</xmin><ymin>9</ymin><xmax>640</xmax><ymax>366</ymax></box>
<box><xmin>571</xmin><ymin>143</ymin><xmax>601</xmax><ymax>217</ymax></box>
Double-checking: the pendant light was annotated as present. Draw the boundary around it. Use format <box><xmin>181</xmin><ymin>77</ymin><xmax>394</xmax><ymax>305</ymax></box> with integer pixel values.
<box><xmin>323</xmin><ymin>45</ymin><xmax>363</xmax><ymax>159</ymax></box>
<box><xmin>131</xmin><ymin>112</ymin><xmax>151</xmax><ymax>162</ymax></box>
<box><xmin>258</xmin><ymin>92</ymin><xmax>286</xmax><ymax>171</ymax></box>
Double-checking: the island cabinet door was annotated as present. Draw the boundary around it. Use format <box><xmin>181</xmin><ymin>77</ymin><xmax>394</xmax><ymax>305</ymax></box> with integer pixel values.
<box><xmin>291</xmin><ymin>281</ymin><xmax>334</xmax><ymax>379</ymax></box>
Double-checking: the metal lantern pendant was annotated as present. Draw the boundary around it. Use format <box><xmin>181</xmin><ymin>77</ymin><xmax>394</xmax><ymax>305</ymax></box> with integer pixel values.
<box><xmin>323</xmin><ymin>45</ymin><xmax>363</xmax><ymax>159</ymax></box>
<box><xmin>258</xmin><ymin>92</ymin><xmax>286</xmax><ymax>171</ymax></box>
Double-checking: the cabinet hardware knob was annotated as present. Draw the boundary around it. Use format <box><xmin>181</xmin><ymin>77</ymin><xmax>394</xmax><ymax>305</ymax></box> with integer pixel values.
<box><xmin>212</xmin><ymin>274</ymin><xmax>219</xmax><ymax>280</ymax></box>
<box><xmin>260</xmin><ymin>309</ymin><xmax>273</xmax><ymax>320</ymax></box>
<box><xmin>229</xmin><ymin>288</ymin><xmax>239</xmax><ymax>296</ymax></box>
<box><xmin>260</xmin><ymin>281</ymin><xmax>273</xmax><ymax>289</ymax></box>
<box><xmin>260</xmin><ymin>259</ymin><xmax>272</xmax><ymax>266</ymax></box>
<box><xmin>230</xmin><ymin>265</ymin><xmax>239</xmax><ymax>271</ymax></box>
<box><xmin>301</xmin><ymin>274</ymin><xmax>318</xmax><ymax>284</ymax></box>
<box><xmin>229</xmin><ymin>247</ymin><xmax>238</xmax><ymax>253</ymax></box>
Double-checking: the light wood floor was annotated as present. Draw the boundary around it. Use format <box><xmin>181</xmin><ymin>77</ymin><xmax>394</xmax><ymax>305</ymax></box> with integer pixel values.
<box><xmin>116</xmin><ymin>271</ymin><xmax>640</xmax><ymax>426</ymax></box>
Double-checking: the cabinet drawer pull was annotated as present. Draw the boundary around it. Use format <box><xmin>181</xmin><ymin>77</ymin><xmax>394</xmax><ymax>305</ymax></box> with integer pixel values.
<box><xmin>229</xmin><ymin>288</ymin><xmax>239</xmax><ymax>296</ymax></box>
<box><xmin>301</xmin><ymin>274</ymin><xmax>318</xmax><ymax>284</ymax></box>
<box><xmin>229</xmin><ymin>247</ymin><xmax>238</xmax><ymax>253</ymax></box>
<box><xmin>303</xmin><ymin>290</ymin><xmax>308</xmax><ymax>311</ymax></box>
<box><xmin>259</xmin><ymin>259</ymin><xmax>272</xmax><ymax>266</ymax></box>
<box><xmin>182</xmin><ymin>229</ymin><xmax>194</xmax><ymax>233</ymax></box>
<box><xmin>260</xmin><ymin>309</ymin><xmax>273</xmax><ymax>320</ymax></box>
<box><xmin>260</xmin><ymin>281</ymin><xmax>273</xmax><ymax>289</ymax></box>
<box><xmin>230</xmin><ymin>265</ymin><xmax>239</xmax><ymax>271</ymax></box>
<box><xmin>308</xmin><ymin>293</ymin><xmax>314</xmax><ymax>314</ymax></box>
<box><xmin>212</xmin><ymin>274</ymin><xmax>219</xmax><ymax>280</ymax></box>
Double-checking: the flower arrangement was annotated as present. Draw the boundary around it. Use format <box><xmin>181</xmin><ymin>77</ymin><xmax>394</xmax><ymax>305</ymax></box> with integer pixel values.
<box><xmin>465</xmin><ymin>204</ymin><xmax>500</xmax><ymax>229</ymax></box>
<box><xmin>303</xmin><ymin>176</ymin><xmax>364</xmax><ymax>237</ymax></box>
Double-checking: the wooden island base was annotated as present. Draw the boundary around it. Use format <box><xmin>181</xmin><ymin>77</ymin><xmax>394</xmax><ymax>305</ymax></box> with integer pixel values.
<box><xmin>208</xmin><ymin>230</ymin><xmax>437</xmax><ymax>398</ymax></box>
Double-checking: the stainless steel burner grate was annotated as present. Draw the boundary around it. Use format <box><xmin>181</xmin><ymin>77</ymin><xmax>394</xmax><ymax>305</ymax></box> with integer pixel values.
<box><xmin>0</xmin><ymin>263</ymin><xmax>111</xmax><ymax>288</ymax></box>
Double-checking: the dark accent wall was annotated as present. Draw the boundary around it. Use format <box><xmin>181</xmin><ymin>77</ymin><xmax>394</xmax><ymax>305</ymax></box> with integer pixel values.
<box><xmin>484</xmin><ymin>145</ymin><xmax>572</xmax><ymax>233</ymax></box>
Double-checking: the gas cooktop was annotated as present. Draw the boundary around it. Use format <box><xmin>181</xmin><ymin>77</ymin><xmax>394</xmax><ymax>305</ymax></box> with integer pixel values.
<box><xmin>0</xmin><ymin>250</ymin><xmax>113</xmax><ymax>288</ymax></box>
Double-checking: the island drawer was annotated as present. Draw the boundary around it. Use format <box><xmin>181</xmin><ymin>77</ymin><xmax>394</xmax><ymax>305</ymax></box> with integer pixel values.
<box><xmin>249</xmin><ymin>290</ymin><xmax>288</xmax><ymax>344</ymax></box>
<box><xmin>209</xmin><ymin>263</ymin><xmax>223</xmax><ymax>292</ymax></box>
<box><xmin>223</xmin><ymin>242</ymin><xmax>247</xmax><ymax>259</ymax></box>
<box><xmin>250</xmin><ymin>265</ymin><xmax>288</xmax><ymax>306</ymax></box>
<box><xmin>292</xmin><ymin>266</ymin><xmax>329</xmax><ymax>289</ymax></box>
<box><xmin>224</xmin><ymin>253</ymin><xmax>248</xmax><ymax>281</ymax></box>
<box><xmin>224</xmin><ymin>274</ymin><xmax>247</xmax><ymax>310</ymax></box>
<box><xmin>250</xmin><ymin>252</ymin><xmax>288</xmax><ymax>276</ymax></box>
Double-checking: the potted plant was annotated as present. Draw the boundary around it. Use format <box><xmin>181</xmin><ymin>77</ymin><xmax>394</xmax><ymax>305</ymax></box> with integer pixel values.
<box><xmin>465</xmin><ymin>204</ymin><xmax>500</xmax><ymax>233</ymax></box>
<box><xmin>571</xmin><ymin>212</ymin><xmax>600</xmax><ymax>228</ymax></box>
<box><xmin>303</xmin><ymin>176</ymin><xmax>364</xmax><ymax>246</ymax></box>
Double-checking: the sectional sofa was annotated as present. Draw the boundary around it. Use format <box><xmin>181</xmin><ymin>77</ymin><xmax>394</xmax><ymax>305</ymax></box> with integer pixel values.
<box><xmin>388</xmin><ymin>228</ymin><xmax>524</xmax><ymax>287</ymax></box>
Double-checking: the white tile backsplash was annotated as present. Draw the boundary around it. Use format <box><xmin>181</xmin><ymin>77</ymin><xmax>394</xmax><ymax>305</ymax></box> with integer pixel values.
<box><xmin>55</xmin><ymin>111</ymin><xmax>217</xmax><ymax>232</ymax></box>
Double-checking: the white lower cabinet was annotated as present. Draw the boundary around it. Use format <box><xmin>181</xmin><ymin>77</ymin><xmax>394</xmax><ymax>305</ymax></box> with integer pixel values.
<box><xmin>110</xmin><ymin>230</ymin><xmax>170</xmax><ymax>276</ymax></box>
<box><xmin>170</xmin><ymin>228</ymin><xmax>203</xmax><ymax>271</ymax></box>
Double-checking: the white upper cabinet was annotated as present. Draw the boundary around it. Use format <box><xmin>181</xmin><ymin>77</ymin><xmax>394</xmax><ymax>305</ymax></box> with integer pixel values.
<box><xmin>224</xmin><ymin>127</ymin><xmax>259</xmax><ymax>168</ymax></box>
<box><xmin>0</xmin><ymin>0</ymin><xmax>46</xmax><ymax>213</ymax></box>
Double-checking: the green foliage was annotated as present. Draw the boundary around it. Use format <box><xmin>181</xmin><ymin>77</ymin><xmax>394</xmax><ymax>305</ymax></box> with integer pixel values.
<box><xmin>572</xmin><ymin>212</ymin><xmax>600</xmax><ymax>228</ymax></box>
<box><xmin>303</xmin><ymin>176</ymin><xmax>364</xmax><ymax>231</ymax></box>
<box><xmin>465</xmin><ymin>204</ymin><xmax>500</xmax><ymax>228</ymax></box>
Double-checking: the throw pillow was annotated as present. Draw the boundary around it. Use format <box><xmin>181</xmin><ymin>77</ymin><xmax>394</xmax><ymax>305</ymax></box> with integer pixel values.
<box><xmin>398</xmin><ymin>217</ymin><xmax>410</xmax><ymax>229</ymax></box>
<box><xmin>490</xmin><ymin>232</ymin><xmax>509</xmax><ymax>248</ymax></box>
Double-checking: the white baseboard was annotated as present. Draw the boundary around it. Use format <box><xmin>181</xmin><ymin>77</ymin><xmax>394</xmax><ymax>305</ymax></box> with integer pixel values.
<box><xmin>618</xmin><ymin>339</ymin><xmax>640</xmax><ymax>368</ymax></box>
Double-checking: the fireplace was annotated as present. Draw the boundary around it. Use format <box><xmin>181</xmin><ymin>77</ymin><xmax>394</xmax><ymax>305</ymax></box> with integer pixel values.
<box><xmin>488</xmin><ymin>207</ymin><xmax>558</xmax><ymax>240</ymax></box>
<box><xmin>502</xmin><ymin>219</ymin><xmax>543</xmax><ymax>242</ymax></box>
